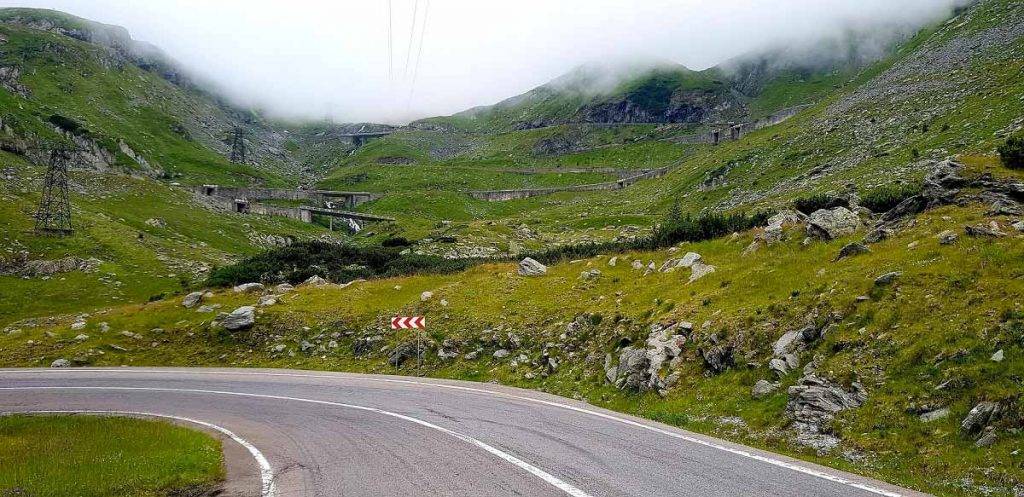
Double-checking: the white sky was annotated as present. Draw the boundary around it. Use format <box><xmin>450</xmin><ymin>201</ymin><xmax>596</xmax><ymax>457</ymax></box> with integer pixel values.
<box><xmin>0</xmin><ymin>1</ymin><xmax>962</xmax><ymax>123</ymax></box>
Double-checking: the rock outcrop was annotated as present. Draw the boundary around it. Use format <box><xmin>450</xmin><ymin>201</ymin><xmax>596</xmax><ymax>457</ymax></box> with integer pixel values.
<box><xmin>219</xmin><ymin>306</ymin><xmax>255</xmax><ymax>331</ymax></box>
<box><xmin>786</xmin><ymin>375</ymin><xmax>867</xmax><ymax>452</ymax></box>
<box><xmin>806</xmin><ymin>207</ymin><xmax>860</xmax><ymax>240</ymax></box>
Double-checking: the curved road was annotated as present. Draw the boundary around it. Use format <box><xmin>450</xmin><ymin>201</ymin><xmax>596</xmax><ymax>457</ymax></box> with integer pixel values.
<box><xmin>0</xmin><ymin>368</ymin><xmax>927</xmax><ymax>497</ymax></box>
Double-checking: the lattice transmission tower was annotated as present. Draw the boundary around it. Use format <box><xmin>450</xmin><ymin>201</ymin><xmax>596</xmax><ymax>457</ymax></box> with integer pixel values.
<box><xmin>229</xmin><ymin>126</ymin><xmax>247</xmax><ymax>163</ymax></box>
<box><xmin>34</xmin><ymin>147</ymin><xmax>74</xmax><ymax>235</ymax></box>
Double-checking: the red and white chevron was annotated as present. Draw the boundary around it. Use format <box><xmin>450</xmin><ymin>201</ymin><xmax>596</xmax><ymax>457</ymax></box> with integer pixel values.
<box><xmin>391</xmin><ymin>316</ymin><xmax>426</xmax><ymax>329</ymax></box>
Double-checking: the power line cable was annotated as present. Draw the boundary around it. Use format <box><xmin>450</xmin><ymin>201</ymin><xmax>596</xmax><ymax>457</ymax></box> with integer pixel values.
<box><xmin>387</xmin><ymin>0</ymin><xmax>394</xmax><ymax>84</ymax></box>
<box><xmin>407</xmin><ymin>0</ymin><xmax>430</xmax><ymax>110</ymax></box>
<box><xmin>403</xmin><ymin>0</ymin><xmax>420</xmax><ymax>79</ymax></box>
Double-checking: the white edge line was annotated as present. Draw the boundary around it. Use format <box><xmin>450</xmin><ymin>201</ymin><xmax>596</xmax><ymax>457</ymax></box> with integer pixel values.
<box><xmin>2</xmin><ymin>409</ymin><xmax>276</xmax><ymax>497</ymax></box>
<box><xmin>3</xmin><ymin>368</ymin><xmax>906</xmax><ymax>497</ymax></box>
<box><xmin>0</xmin><ymin>386</ymin><xmax>592</xmax><ymax>497</ymax></box>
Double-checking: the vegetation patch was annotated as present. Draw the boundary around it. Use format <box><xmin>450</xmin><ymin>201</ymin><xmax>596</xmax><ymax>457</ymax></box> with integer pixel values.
<box><xmin>206</xmin><ymin>241</ymin><xmax>476</xmax><ymax>287</ymax></box>
<box><xmin>0</xmin><ymin>415</ymin><xmax>223</xmax><ymax>497</ymax></box>
<box><xmin>998</xmin><ymin>135</ymin><xmax>1024</xmax><ymax>169</ymax></box>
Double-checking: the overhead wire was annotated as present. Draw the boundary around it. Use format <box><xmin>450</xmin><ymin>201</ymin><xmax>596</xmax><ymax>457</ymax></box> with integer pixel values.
<box><xmin>407</xmin><ymin>0</ymin><xmax>430</xmax><ymax>110</ymax></box>
<box><xmin>403</xmin><ymin>0</ymin><xmax>420</xmax><ymax>79</ymax></box>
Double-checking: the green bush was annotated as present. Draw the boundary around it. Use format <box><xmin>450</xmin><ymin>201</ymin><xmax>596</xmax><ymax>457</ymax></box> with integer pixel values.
<box><xmin>998</xmin><ymin>136</ymin><xmax>1024</xmax><ymax>169</ymax></box>
<box><xmin>793</xmin><ymin>193</ymin><xmax>847</xmax><ymax>215</ymax></box>
<box><xmin>859</xmin><ymin>183</ymin><xmax>922</xmax><ymax>213</ymax></box>
<box><xmin>206</xmin><ymin>241</ymin><xmax>474</xmax><ymax>287</ymax></box>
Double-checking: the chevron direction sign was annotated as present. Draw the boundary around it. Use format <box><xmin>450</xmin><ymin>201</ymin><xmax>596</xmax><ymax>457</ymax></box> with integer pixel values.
<box><xmin>391</xmin><ymin>316</ymin><xmax>426</xmax><ymax>329</ymax></box>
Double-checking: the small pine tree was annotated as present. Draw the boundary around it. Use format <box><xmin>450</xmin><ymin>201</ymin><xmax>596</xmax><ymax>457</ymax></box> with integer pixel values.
<box><xmin>666</xmin><ymin>200</ymin><xmax>683</xmax><ymax>224</ymax></box>
<box><xmin>998</xmin><ymin>136</ymin><xmax>1024</xmax><ymax>170</ymax></box>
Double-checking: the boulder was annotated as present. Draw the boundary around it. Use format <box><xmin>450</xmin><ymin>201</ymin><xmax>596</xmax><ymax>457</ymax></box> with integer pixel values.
<box><xmin>752</xmin><ymin>379</ymin><xmax>780</xmax><ymax>399</ymax></box>
<box><xmin>181</xmin><ymin>291</ymin><xmax>204</xmax><ymax>308</ymax></box>
<box><xmin>961</xmin><ymin>401</ymin><xmax>1002</xmax><ymax>435</ymax></box>
<box><xmin>233</xmin><ymin>283</ymin><xmax>264</xmax><ymax>293</ymax></box>
<box><xmin>631</xmin><ymin>260</ymin><xmax>644</xmax><ymax>270</ymax></box>
<box><xmin>937</xmin><ymin>230</ymin><xmax>958</xmax><ymax>245</ymax></box>
<box><xmin>763</xmin><ymin>211</ymin><xmax>804</xmax><ymax>244</ymax></box>
<box><xmin>258</xmin><ymin>294</ymin><xmax>280</xmax><ymax>307</ymax></box>
<box><xmin>220</xmin><ymin>306</ymin><xmax>255</xmax><ymax>331</ymax></box>
<box><xmin>580</xmin><ymin>269</ymin><xmax>601</xmax><ymax>281</ymax></box>
<box><xmin>965</xmin><ymin>223</ymin><xmax>1005</xmax><ymax>238</ymax></box>
<box><xmin>274</xmin><ymin>283</ymin><xmax>295</xmax><ymax>293</ymax></box>
<box><xmin>786</xmin><ymin>375</ymin><xmax>867</xmax><ymax>451</ymax></box>
<box><xmin>806</xmin><ymin>207</ymin><xmax>860</xmax><ymax>240</ymax></box>
<box><xmin>834</xmin><ymin>242</ymin><xmax>870</xmax><ymax>261</ymax></box>
<box><xmin>688</xmin><ymin>262</ymin><xmax>717</xmax><ymax>283</ymax></box>
<box><xmin>493</xmin><ymin>349</ymin><xmax>511</xmax><ymax>359</ymax></box>
<box><xmin>607</xmin><ymin>322</ymin><xmax>689</xmax><ymax>393</ymax></box>
<box><xmin>388</xmin><ymin>342</ymin><xmax>422</xmax><ymax>367</ymax></box>
<box><xmin>50</xmin><ymin>358</ymin><xmax>71</xmax><ymax>368</ymax></box>
<box><xmin>614</xmin><ymin>347</ymin><xmax>651</xmax><ymax>392</ymax></box>
<box><xmin>1013</xmin><ymin>220</ymin><xmax>1024</xmax><ymax>233</ymax></box>
<box><xmin>301</xmin><ymin>275</ymin><xmax>330</xmax><ymax>287</ymax></box>
<box><xmin>874</xmin><ymin>272</ymin><xmax>901</xmax><ymax>286</ymax></box>
<box><xmin>517</xmin><ymin>257</ymin><xmax>547</xmax><ymax>277</ymax></box>
<box><xmin>919</xmin><ymin>407</ymin><xmax>950</xmax><ymax>423</ymax></box>
<box><xmin>420</xmin><ymin>291</ymin><xmax>434</xmax><ymax>302</ymax></box>
<box><xmin>660</xmin><ymin>252</ymin><xmax>702</xmax><ymax>272</ymax></box>
<box><xmin>701</xmin><ymin>345</ymin><xmax>734</xmax><ymax>374</ymax></box>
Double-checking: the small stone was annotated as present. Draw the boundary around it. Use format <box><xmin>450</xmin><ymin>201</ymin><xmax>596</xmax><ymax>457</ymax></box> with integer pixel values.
<box><xmin>834</xmin><ymin>242</ymin><xmax>870</xmax><ymax>261</ymax></box>
<box><xmin>421</xmin><ymin>291</ymin><xmax>434</xmax><ymax>302</ymax></box>
<box><xmin>50</xmin><ymin>358</ymin><xmax>71</xmax><ymax>368</ymax></box>
<box><xmin>975</xmin><ymin>428</ymin><xmax>998</xmax><ymax>448</ymax></box>
<box><xmin>580</xmin><ymin>269</ymin><xmax>601</xmax><ymax>281</ymax></box>
<box><xmin>182</xmin><ymin>291</ymin><xmax>204</xmax><ymax>308</ymax></box>
<box><xmin>688</xmin><ymin>262</ymin><xmax>716</xmax><ymax>283</ymax></box>
<box><xmin>70</xmin><ymin>321</ymin><xmax>86</xmax><ymax>330</ymax></box>
<box><xmin>301</xmin><ymin>275</ymin><xmax>330</xmax><ymax>287</ymax></box>
<box><xmin>937</xmin><ymin>230</ymin><xmax>958</xmax><ymax>245</ymax></box>
<box><xmin>991</xmin><ymin>349</ymin><xmax>1004</xmax><ymax>362</ymax></box>
<box><xmin>493</xmin><ymin>349</ymin><xmax>510</xmax><ymax>359</ymax></box>
<box><xmin>874</xmin><ymin>272</ymin><xmax>901</xmax><ymax>286</ymax></box>
<box><xmin>275</xmin><ymin>283</ymin><xmax>295</xmax><ymax>293</ymax></box>
<box><xmin>919</xmin><ymin>407</ymin><xmax>950</xmax><ymax>423</ymax></box>
<box><xmin>73</xmin><ymin>334</ymin><xmax>89</xmax><ymax>342</ymax></box>
<box><xmin>233</xmin><ymin>283</ymin><xmax>265</xmax><ymax>293</ymax></box>
<box><xmin>608</xmin><ymin>256</ymin><xmax>618</xmax><ymax>267</ymax></box>
<box><xmin>258</xmin><ymin>295</ymin><xmax>279</xmax><ymax>307</ymax></box>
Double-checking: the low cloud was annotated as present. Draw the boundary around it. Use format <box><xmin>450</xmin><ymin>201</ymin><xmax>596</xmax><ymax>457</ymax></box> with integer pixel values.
<box><xmin>0</xmin><ymin>0</ymin><xmax>968</xmax><ymax>124</ymax></box>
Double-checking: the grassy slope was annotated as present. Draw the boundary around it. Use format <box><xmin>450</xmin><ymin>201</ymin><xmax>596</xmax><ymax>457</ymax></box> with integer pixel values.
<box><xmin>0</xmin><ymin>21</ymin><xmax>285</xmax><ymax>186</ymax></box>
<box><xmin>0</xmin><ymin>415</ymin><xmax>223</xmax><ymax>497</ymax></box>
<box><xmin>0</xmin><ymin>152</ymin><xmax>327</xmax><ymax>326</ymax></box>
<box><xmin>2</xmin><ymin>202</ymin><xmax>1021</xmax><ymax>496</ymax></box>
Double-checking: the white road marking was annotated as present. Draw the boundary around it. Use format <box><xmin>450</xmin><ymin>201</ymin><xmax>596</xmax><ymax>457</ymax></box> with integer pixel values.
<box><xmin>3</xmin><ymin>409</ymin><xmax>276</xmax><ymax>497</ymax></box>
<box><xmin>2</xmin><ymin>368</ymin><xmax>907</xmax><ymax>497</ymax></box>
<box><xmin>0</xmin><ymin>386</ymin><xmax>593</xmax><ymax>497</ymax></box>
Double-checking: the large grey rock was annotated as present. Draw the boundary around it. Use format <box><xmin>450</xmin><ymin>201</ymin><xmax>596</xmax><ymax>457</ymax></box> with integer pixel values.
<box><xmin>580</xmin><ymin>269</ymin><xmax>602</xmax><ymax>281</ymax></box>
<box><xmin>701</xmin><ymin>345</ymin><xmax>734</xmax><ymax>374</ymax></box>
<box><xmin>660</xmin><ymin>252</ymin><xmax>702</xmax><ymax>273</ymax></box>
<box><xmin>517</xmin><ymin>257</ymin><xmax>547</xmax><ymax>277</ymax></box>
<box><xmin>806</xmin><ymin>207</ymin><xmax>860</xmax><ymax>240</ymax></box>
<box><xmin>608</xmin><ymin>322</ymin><xmax>688</xmax><ymax>393</ymax></box>
<box><xmin>181</xmin><ymin>291</ymin><xmax>204</xmax><ymax>308</ymax></box>
<box><xmin>220</xmin><ymin>306</ymin><xmax>255</xmax><ymax>331</ymax></box>
<box><xmin>763</xmin><ymin>211</ymin><xmax>804</xmax><ymax>244</ymax></box>
<box><xmin>786</xmin><ymin>375</ymin><xmax>867</xmax><ymax>451</ymax></box>
<box><xmin>965</xmin><ymin>223</ymin><xmax>1006</xmax><ymax>238</ymax></box>
<box><xmin>834</xmin><ymin>242</ymin><xmax>870</xmax><ymax>261</ymax></box>
<box><xmin>50</xmin><ymin>358</ymin><xmax>71</xmax><ymax>368</ymax></box>
<box><xmin>688</xmin><ymin>262</ymin><xmax>717</xmax><ymax>283</ymax></box>
<box><xmin>233</xmin><ymin>283</ymin><xmax>264</xmax><ymax>293</ymax></box>
<box><xmin>752</xmin><ymin>379</ymin><xmax>780</xmax><ymax>399</ymax></box>
<box><xmin>961</xmin><ymin>401</ymin><xmax>1002</xmax><ymax>435</ymax></box>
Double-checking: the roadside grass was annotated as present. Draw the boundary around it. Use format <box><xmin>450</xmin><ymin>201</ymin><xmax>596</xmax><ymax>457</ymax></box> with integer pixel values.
<box><xmin>2</xmin><ymin>205</ymin><xmax>1021</xmax><ymax>497</ymax></box>
<box><xmin>0</xmin><ymin>415</ymin><xmax>224</xmax><ymax>497</ymax></box>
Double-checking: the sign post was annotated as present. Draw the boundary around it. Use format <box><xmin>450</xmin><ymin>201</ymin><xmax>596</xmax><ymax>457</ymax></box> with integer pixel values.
<box><xmin>391</xmin><ymin>316</ymin><xmax>426</xmax><ymax>376</ymax></box>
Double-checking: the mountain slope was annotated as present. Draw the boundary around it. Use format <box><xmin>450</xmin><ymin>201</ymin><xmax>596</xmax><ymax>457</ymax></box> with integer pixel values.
<box><xmin>0</xmin><ymin>8</ymin><xmax>301</xmax><ymax>186</ymax></box>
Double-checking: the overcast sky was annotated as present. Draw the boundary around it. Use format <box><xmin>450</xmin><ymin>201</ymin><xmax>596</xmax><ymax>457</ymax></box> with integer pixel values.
<box><xmin>1</xmin><ymin>0</ymin><xmax>963</xmax><ymax>123</ymax></box>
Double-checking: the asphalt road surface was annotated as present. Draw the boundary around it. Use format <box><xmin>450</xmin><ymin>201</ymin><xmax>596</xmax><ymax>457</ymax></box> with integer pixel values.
<box><xmin>0</xmin><ymin>368</ymin><xmax>929</xmax><ymax>497</ymax></box>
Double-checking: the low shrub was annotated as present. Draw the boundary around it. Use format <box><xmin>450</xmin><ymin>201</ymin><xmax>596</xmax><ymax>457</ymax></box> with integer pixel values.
<box><xmin>859</xmin><ymin>183</ymin><xmax>922</xmax><ymax>213</ymax></box>
<box><xmin>793</xmin><ymin>193</ymin><xmax>848</xmax><ymax>215</ymax></box>
<box><xmin>206</xmin><ymin>241</ymin><xmax>473</xmax><ymax>287</ymax></box>
<box><xmin>998</xmin><ymin>136</ymin><xmax>1024</xmax><ymax>170</ymax></box>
